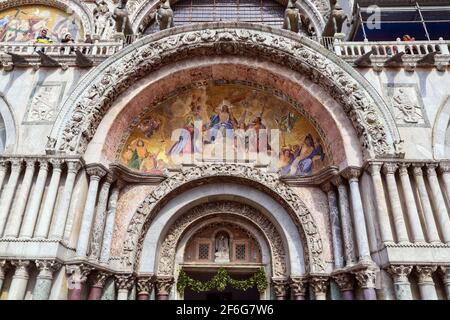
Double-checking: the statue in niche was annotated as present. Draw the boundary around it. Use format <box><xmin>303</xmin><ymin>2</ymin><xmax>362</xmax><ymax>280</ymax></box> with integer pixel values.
<box><xmin>112</xmin><ymin>0</ymin><xmax>134</xmax><ymax>36</ymax></box>
<box><xmin>283</xmin><ymin>0</ymin><xmax>300</xmax><ymax>33</ymax></box>
<box><xmin>214</xmin><ymin>233</ymin><xmax>230</xmax><ymax>263</ymax></box>
<box><xmin>392</xmin><ymin>88</ymin><xmax>423</xmax><ymax>124</ymax></box>
<box><xmin>157</xmin><ymin>0</ymin><xmax>174</xmax><ymax>30</ymax></box>
<box><xmin>93</xmin><ymin>0</ymin><xmax>113</xmax><ymax>39</ymax></box>
<box><xmin>330</xmin><ymin>3</ymin><xmax>347</xmax><ymax>35</ymax></box>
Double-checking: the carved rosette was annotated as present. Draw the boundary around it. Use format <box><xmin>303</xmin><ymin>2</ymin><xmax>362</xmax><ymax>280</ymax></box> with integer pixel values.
<box><xmin>387</xmin><ymin>265</ymin><xmax>413</xmax><ymax>283</ymax></box>
<box><xmin>54</xmin><ymin>25</ymin><xmax>394</xmax><ymax>158</ymax></box>
<box><xmin>272</xmin><ymin>278</ymin><xmax>288</xmax><ymax>299</ymax></box>
<box><xmin>115</xmin><ymin>274</ymin><xmax>135</xmax><ymax>290</ymax></box>
<box><xmin>289</xmin><ymin>277</ymin><xmax>308</xmax><ymax>296</ymax></box>
<box><xmin>333</xmin><ymin>273</ymin><xmax>354</xmax><ymax>291</ymax></box>
<box><xmin>415</xmin><ymin>266</ymin><xmax>437</xmax><ymax>284</ymax></box>
<box><xmin>155</xmin><ymin>201</ymin><xmax>287</xmax><ymax>278</ymax></box>
<box><xmin>122</xmin><ymin>164</ymin><xmax>325</xmax><ymax>274</ymax></box>
<box><xmin>354</xmin><ymin>269</ymin><xmax>377</xmax><ymax>289</ymax></box>
<box><xmin>155</xmin><ymin>277</ymin><xmax>174</xmax><ymax>296</ymax></box>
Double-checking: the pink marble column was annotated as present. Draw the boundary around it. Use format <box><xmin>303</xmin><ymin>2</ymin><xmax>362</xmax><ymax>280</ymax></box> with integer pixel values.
<box><xmin>137</xmin><ymin>277</ymin><xmax>153</xmax><ymax>300</ymax></box>
<box><xmin>88</xmin><ymin>272</ymin><xmax>109</xmax><ymax>300</ymax></box>
<box><xmin>155</xmin><ymin>277</ymin><xmax>174</xmax><ymax>300</ymax></box>
<box><xmin>290</xmin><ymin>277</ymin><xmax>307</xmax><ymax>300</ymax></box>
<box><xmin>67</xmin><ymin>265</ymin><xmax>93</xmax><ymax>300</ymax></box>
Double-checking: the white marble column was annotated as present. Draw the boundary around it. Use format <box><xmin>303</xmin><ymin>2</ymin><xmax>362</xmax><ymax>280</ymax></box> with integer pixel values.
<box><xmin>412</xmin><ymin>165</ymin><xmax>441</xmax><ymax>243</ymax></box>
<box><xmin>416</xmin><ymin>266</ymin><xmax>438</xmax><ymax>300</ymax></box>
<box><xmin>33</xmin><ymin>260</ymin><xmax>60</xmax><ymax>300</ymax></box>
<box><xmin>100</xmin><ymin>183</ymin><xmax>121</xmax><ymax>264</ymax></box>
<box><xmin>439</xmin><ymin>267</ymin><xmax>450</xmax><ymax>300</ymax></box>
<box><xmin>425</xmin><ymin>164</ymin><xmax>450</xmax><ymax>244</ymax></box>
<box><xmin>382</xmin><ymin>163</ymin><xmax>409</xmax><ymax>243</ymax></box>
<box><xmin>387</xmin><ymin>265</ymin><xmax>413</xmax><ymax>300</ymax></box>
<box><xmin>438</xmin><ymin>162</ymin><xmax>449</xmax><ymax>206</ymax></box>
<box><xmin>76</xmin><ymin>165</ymin><xmax>107</xmax><ymax>258</ymax></box>
<box><xmin>89</xmin><ymin>174</ymin><xmax>114</xmax><ymax>261</ymax></box>
<box><xmin>310</xmin><ymin>277</ymin><xmax>329</xmax><ymax>300</ymax></box>
<box><xmin>4</xmin><ymin>159</ymin><xmax>36</xmax><ymax>237</ymax></box>
<box><xmin>19</xmin><ymin>160</ymin><xmax>49</xmax><ymax>238</ymax></box>
<box><xmin>367</xmin><ymin>163</ymin><xmax>394</xmax><ymax>244</ymax></box>
<box><xmin>115</xmin><ymin>275</ymin><xmax>134</xmax><ymax>300</ymax></box>
<box><xmin>49</xmin><ymin>161</ymin><xmax>82</xmax><ymax>239</ymax></box>
<box><xmin>0</xmin><ymin>160</ymin><xmax>7</xmax><ymax>193</ymax></box>
<box><xmin>0</xmin><ymin>159</ymin><xmax>23</xmax><ymax>235</ymax></box>
<box><xmin>7</xmin><ymin>260</ymin><xmax>30</xmax><ymax>300</ymax></box>
<box><xmin>322</xmin><ymin>182</ymin><xmax>344</xmax><ymax>268</ymax></box>
<box><xmin>0</xmin><ymin>260</ymin><xmax>7</xmax><ymax>292</ymax></box>
<box><xmin>398</xmin><ymin>163</ymin><xmax>425</xmax><ymax>243</ymax></box>
<box><xmin>332</xmin><ymin>176</ymin><xmax>357</xmax><ymax>267</ymax></box>
<box><xmin>34</xmin><ymin>159</ymin><xmax>64</xmax><ymax>238</ymax></box>
<box><xmin>342</xmin><ymin>168</ymin><xmax>371</xmax><ymax>262</ymax></box>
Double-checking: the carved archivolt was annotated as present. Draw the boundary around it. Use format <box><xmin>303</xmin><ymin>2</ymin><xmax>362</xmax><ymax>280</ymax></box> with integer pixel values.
<box><xmin>121</xmin><ymin>163</ymin><xmax>325</xmax><ymax>274</ymax></box>
<box><xmin>156</xmin><ymin>201</ymin><xmax>287</xmax><ymax>278</ymax></box>
<box><xmin>50</xmin><ymin>23</ymin><xmax>399</xmax><ymax>158</ymax></box>
<box><xmin>0</xmin><ymin>0</ymin><xmax>94</xmax><ymax>34</ymax></box>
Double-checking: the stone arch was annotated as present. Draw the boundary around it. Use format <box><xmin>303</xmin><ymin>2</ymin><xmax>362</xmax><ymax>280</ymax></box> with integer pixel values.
<box><xmin>154</xmin><ymin>201</ymin><xmax>288</xmax><ymax>279</ymax></box>
<box><xmin>0</xmin><ymin>93</ymin><xmax>18</xmax><ymax>154</ymax></box>
<box><xmin>129</xmin><ymin>0</ymin><xmax>327</xmax><ymax>35</ymax></box>
<box><xmin>49</xmin><ymin>23</ymin><xmax>400</xmax><ymax>159</ymax></box>
<box><xmin>0</xmin><ymin>0</ymin><xmax>94</xmax><ymax>35</ymax></box>
<box><xmin>433</xmin><ymin>95</ymin><xmax>450</xmax><ymax>159</ymax></box>
<box><xmin>122</xmin><ymin>163</ymin><xmax>323</xmax><ymax>275</ymax></box>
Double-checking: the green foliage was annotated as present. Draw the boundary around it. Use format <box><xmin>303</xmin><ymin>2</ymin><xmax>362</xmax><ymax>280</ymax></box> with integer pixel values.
<box><xmin>177</xmin><ymin>267</ymin><xmax>268</xmax><ymax>294</ymax></box>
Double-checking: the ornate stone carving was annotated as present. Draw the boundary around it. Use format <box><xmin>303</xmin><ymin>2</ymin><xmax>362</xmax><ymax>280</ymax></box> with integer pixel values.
<box><xmin>341</xmin><ymin>167</ymin><xmax>362</xmax><ymax>183</ymax></box>
<box><xmin>425</xmin><ymin>164</ymin><xmax>438</xmax><ymax>177</ymax></box>
<box><xmin>155</xmin><ymin>201</ymin><xmax>287</xmax><ymax>278</ymax></box>
<box><xmin>90</xmin><ymin>271</ymin><xmax>110</xmax><ymax>288</ymax></box>
<box><xmin>272</xmin><ymin>278</ymin><xmax>288</xmax><ymax>298</ymax></box>
<box><xmin>122</xmin><ymin>164</ymin><xmax>325</xmax><ymax>274</ymax></box>
<box><xmin>330</xmin><ymin>3</ymin><xmax>347</xmax><ymax>35</ymax></box>
<box><xmin>309</xmin><ymin>276</ymin><xmax>329</xmax><ymax>294</ymax></box>
<box><xmin>382</xmin><ymin>163</ymin><xmax>398</xmax><ymax>175</ymax></box>
<box><xmin>35</xmin><ymin>260</ymin><xmax>61</xmax><ymax>279</ymax></box>
<box><xmin>398</xmin><ymin>163</ymin><xmax>411</xmax><ymax>177</ymax></box>
<box><xmin>354</xmin><ymin>269</ymin><xmax>377</xmax><ymax>289</ymax></box>
<box><xmin>113</xmin><ymin>0</ymin><xmax>133</xmax><ymax>36</ymax></box>
<box><xmin>24</xmin><ymin>82</ymin><xmax>66</xmax><ymax>124</ymax></box>
<box><xmin>438</xmin><ymin>266</ymin><xmax>450</xmax><ymax>284</ymax></box>
<box><xmin>86</xmin><ymin>164</ymin><xmax>108</xmax><ymax>179</ymax></box>
<box><xmin>385</xmin><ymin>85</ymin><xmax>429</xmax><ymax>127</ymax></box>
<box><xmin>283</xmin><ymin>0</ymin><xmax>300</xmax><ymax>33</ymax></box>
<box><xmin>115</xmin><ymin>274</ymin><xmax>135</xmax><ymax>290</ymax></box>
<box><xmin>93</xmin><ymin>0</ymin><xmax>114</xmax><ymax>40</ymax></box>
<box><xmin>136</xmin><ymin>276</ymin><xmax>154</xmax><ymax>294</ymax></box>
<box><xmin>415</xmin><ymin>266</ymin><xmax>437</xmax><ymax>284</ymax></box>
<box><xmin>156</xmin><ymin>0</ymin><xmax>174</xmax><ymax>30</ymax></box>
<box><xmin>0</xmin><ymin>260</ymin><xmax>9</xmax><ymax>279</ymax></box>
<box><xmin>66</xmin><ymin>264</ymin><xmax>94</xmax><ymax>288</ymax></box>
<box><xmin>155</xmin><ymin>276</ymin><xmax>173</xmax><ymax>296</ymax></box>
<box><xmin>290</xmin><ymin>277</ymin><xmax>308</xmax><ymax>296</ymax></box>
<box><xmin>387</xmin><ymin>265</ymin><xmax>412</xmax><ymax>283</ymax></box>
<box><xmin>438</xmin><ymin>162</ymin><xmax>450</xmax><ymax>174</ymax></box>
<box><xmin>333</xmin><ymin>273</ymin><xmax>354</xmax><ymax>291</ymax></box>
<box><xmin>53</xmin><ymin>24</ymin><xmax>395</xmax><ymax>157</ymax></box>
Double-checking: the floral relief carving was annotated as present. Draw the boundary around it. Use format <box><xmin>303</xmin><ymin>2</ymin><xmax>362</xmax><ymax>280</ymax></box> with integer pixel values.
<box><xmin>54</xmin><ymin>25</ymin><xmax>394</xmax><ymax>158</ymax></box>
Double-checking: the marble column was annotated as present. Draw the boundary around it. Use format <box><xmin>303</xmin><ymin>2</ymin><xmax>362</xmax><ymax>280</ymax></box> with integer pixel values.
<box><xmin>425</xmin><ymin>164</ymin><xmax>450</xmax><ymax>244</ymax></box>
<box><xmin>354</xmin><ymin>269</ymin><xmax>377</xmax><ymax>300</ymax></box>
<box><xmin>115</xmin><ymin>275</ymin><xmax>134</xmax><ymax>300</ymax></box>
<box><xmin>7</xmin><ymin>260</ymin><xmax>30</xmax><ymax>300</ymax></box>
<box><xmin>19</xmin><ymin>160</ymin><xmax>49</xmax><ymax>238</ymax></box>
<box><xmin>438</xmin><ymin>267</ymin><xmax>450</xmax><ymax>300</ymax></box>
<box><xmin>99</xmin><ymin>183</ymin><xmax>122</xmax><ymax>264</ymax></box>
<box><xmin>438</xmin><ymin>162</ymin><xmax>450</xmax><ymax>204</ymax></box>
<box><xmin>310</xmin><ymin>276</ymin><xmax>329</xmax><ymax>300</ymax></box>
<box><xmin>416</xmin><ymin>266</ymin><xmax>438</xmax><ymax>300</ymax></box>
<box><xmin>332</xmin><ymin>176</ymin><xmax>357</xmax><ymax>267</ymax></box>
<box><xmin>290</xmin><ymin>277</ymin><xmax>307</xmax><ymax>300</ymax></box>
<box><xmin>382</xmin><ymin>163</ymin><xmax>409</xmax><ymax>243</ymax></box>
<box><xmin>0</xmin><ymin>160</ymin><xmax>7</xmax><ymax>193</ymax></box>
<box><xmin>367</xmin><ymin>163</ymin><xmax>394</xmax><ymax>244</ymax></box>
<box><xmin>49</xmin><ymin>161</ymin><xmax>82</xmax><ymax>239</ymax></box>
<box><xmin>67</xmin><ymin>264</ymin><xmax>93</xmax><ymax>300</ymax></box>
<box><xmin>412</xmin><ymin>165</ymin><xmax>441</xmax><ymax>243</ymax></box>
<box><xmin>137</xmin><ymin>277</ymin><xmax>154</xmax><ymax>300</ymax></box>
<box><xmin>272</xmin><ymin>278</ymin><xmax>288</xmax><ymax>300</ymax></box>
<box><xmin>155</xmin><ymin>277</ymin><xmax>174</xmax><ymax>300</ymax></box>
<box><xmin>322</xmin><ymin>183</ymin><xmax>344</xmax><ymax>268</ymax></box>
<box><xmin>333</xmin><ymin>273</ymin><xmax>355</xmax><ymax>300</ymax></box>
<box><xmin>88</xmin><ymin>272</ymin><xmax>109</xmax><ymax>300</ymax></box>
<box><xmin>342</xmin><ymin>168</ymin><xmax>371</xmax><ymax>262</ymax></box>
<box><xmin>89</xmin><ymin>174</ymin><xmax>114</xmax><ymax>261</ymax></box>
<box><xmin>4</xmin><ymin>159</ymin><xmax>36</xmax><ymax>237</ymax></box>
<box><xmin>34</xmin><ymin>159</ymin><xmax>63</xmax><ymax>238</ymax></box>
<box><xmin>398</xmin><ymin>164</ymin><xmax>425</xmax><ymax>243</ymax></box>
<box><xmin>76</xmin><ymin>165</ymin><xmax>107</xmax><ymax>257</ymax></box>
<box><xmin>0</xmin><ymin>260</ymin><xmax>8</xmax><ymax>292</ymax></box>
<box><xmin>387</xmin><ymin>265</ymin><xmax>413</xmax><ymax>300</ymax></box>
<box><xmin>0</xmin><ymin>160</ymin><xmax>22</xmax><ymax>235</ymax></box>
<box><xmin>33</xmin><ymin>260</ymin><xmax>60</xmax><ymax>300</ymax></box>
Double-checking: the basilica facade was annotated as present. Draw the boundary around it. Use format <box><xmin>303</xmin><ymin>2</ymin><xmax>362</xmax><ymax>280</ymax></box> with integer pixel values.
<box><xmin>0</xmin><ymin>0</ymin><xmax>449</xmax><ymax>300</ymax></box>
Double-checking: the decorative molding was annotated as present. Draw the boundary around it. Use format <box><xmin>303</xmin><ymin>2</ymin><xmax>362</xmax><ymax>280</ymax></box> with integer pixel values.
<box><xmin>50</xmin><ymin>23</ymin><xmax>398</xmax><ymax>158</ymax></box>
<box><xmin>109</xmin><ymin>162</ymin><xmax>166</xmax><ymax>184</ymax></box>
<box><xmin>122</xmin><ymin>163</ymin><xmax>326</xmax><ymax>274</ymax></box>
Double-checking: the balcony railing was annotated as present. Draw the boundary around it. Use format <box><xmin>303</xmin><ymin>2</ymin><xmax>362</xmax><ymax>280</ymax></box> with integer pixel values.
<box><xmin>0</xmin><ymin>42</ymin><xmax>123</xmax><ymax>56</ymax></box>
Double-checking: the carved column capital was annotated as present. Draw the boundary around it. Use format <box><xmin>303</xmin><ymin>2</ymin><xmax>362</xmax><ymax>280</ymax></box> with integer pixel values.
<box><xmin>90</xmin><ymin>271</ymin><xmax>110</xmax><ymax>288</ymax></box>
<box><xmin>341</xmin><ymin>167</ymin><xmax>362</xmax><ymax>182</ymax></box>
<box><xmin>115</xmin><ymin>274</ymin><xmax>135</xmax><ymax>290</ymax></box>
<box><xmin>425</xmin><ymin>163</ymin><xmax>438</xmax><ymax>176</ymax></box>
<box><xmin>331</xmin><ymin>175</ymin><xmax>345</xmax><ymax>187</ymax></box>
<box><xmin>155</xmin><ymin>276</ymin><xmax>174</xmax><ymax>296</ymax></box>
<box><xmin>38</xmin><ymin>159</ymin><xmax>50</xmax><ymax>171</ymax></box>
<box><xmin>438</xmin><ymin>266</ymin><xmax>450</xmax><ymax>284</ymax></box>
<box><xmin>309</xmin><ymin>276</ymin><xmax>329</xmax><ymax>295</ymax></box>
<box><xmin>438</xmin><ymin>162</ymin><xmax>450</xmax><ymax>174</ymax></box>
<box><xmin>367</xmin><ymin>162</ymin><xmax>383</xmax><ymax>176</ymax></box>
<box><xmin>136</xmin><ymin>276</ymin><xmax>154</xmax><ymax>295</ymax></box>
<box><xmin>398</xmin><ymin>163</ymin><xmax>411</xmax><ymax>176</ymax></box>
<box><xmin>10</xmin><ymin>159</ymin><xmax>23</xmax><ymax>171</ymax></box>
<box><xmin>86</xmin><ymin>164</ymin><xmax>108</xmax><ymax>181</ymax></box>
<box><xmin>0</xmin><ymin>160</ymin><xmax>7</xmax><ymax>172</ymax></box>
<box><xmin>24</xmin><ymin>158</ymin><xmax>37</xmax><ymax>169</ymax></box>
<box><xmin>35</xmin><ymin>260</ymin><xmax>61</xmax><ymax>279</ymax></box>
<box><xmin>0</xmin><ymin>260</ymin><xmax>9</xmax><ymax>278</ymax></box>
<box><xmin>104</xmin><ymin>173</ymin><xmax>116</xmax><ymax>185</ymax></box>
<box><xmin>382</xmin><ymin>163</ymin><xmax>398</xmax><ymax>175</ymax></box>
<box><xmin>49</xmin><ymin>158</ymin><xmax>64</xmax><ymax>170</ymax></box>
<box><xmin>412</xmin><ymin>164</ymin><xmax>424</xmax><ymax>176</ymax></box>
<box><xmin>416</xmin><ymin>266</ymin><xmax>437</xmax><ymax>284</ymax></box>
<box><xmin>66</xmin><ymin>160</ymin><xmax>82</xmax><ymax>174</ymax></box>
<box><xmin>354</xmin><ymin>269</ymin><xmax>377</xmax><ymax>289</ymax></box>
<box><xmin>66</xmin><ymin>264</ymin><xmax>94</xmax><ymax>284</ymax></box>
<box><xmin>320</xmin><ymin>182</ymin><xmax>334</xmax><ymax>193</ymax></box>
<box><xmin>272</xmin><ymin>278</ymin><xmax>288</xmax><ymax>299</ymax></box>
<box><xmin>387</xmin><ymin>265</ymin><xmax>413</xmax><ymax>283</ymax></box>
<box><xmin>289</xmin><ymin>277</ymin><xmax>307</xmax><ymax>296</ymax></box>
<box><xmin>11</xmin><ymin>260</ymin><xmax>30</xmax><ymax>278</ymax></box>
<box><xmin>333</xmin><ymin>273</ymin><xmax>354</xmax><ymax>291</ymax></box>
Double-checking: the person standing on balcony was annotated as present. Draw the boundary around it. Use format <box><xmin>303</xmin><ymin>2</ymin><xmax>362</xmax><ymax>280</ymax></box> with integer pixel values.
<box><xmin>61</xmin><ymin>33</ymin><xmax>75</xmax><ymax>54</ymax></box>
<box><xmin>34</xmin><ymin>28</ymin><xmax>52</xmax><ymax>53</ymax></box>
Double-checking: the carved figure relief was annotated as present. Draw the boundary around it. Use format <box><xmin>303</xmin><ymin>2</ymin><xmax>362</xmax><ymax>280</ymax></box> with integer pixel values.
<box><xmin>283</xmin><ymin>0</ymin><xmax>300</xmax><ymax>33</ymax></box>
<box><xmin>93</xmin><ymin>0</ymin><xmax>113</xmax><ymax>39</ymax></box>
<box><xmin>24</xmin><ymin>82</ymin><xmax>66</xmax><ymax>124</ymax></box>
<box><xmin>113</xmin><ymin>0</ymin><xmax>133</xmax><ymax>36</ymax></box>
<box><xmin>156</xmin><ymin>0</ymin><xmax>174</xmax><ymax>30</ymax></box>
